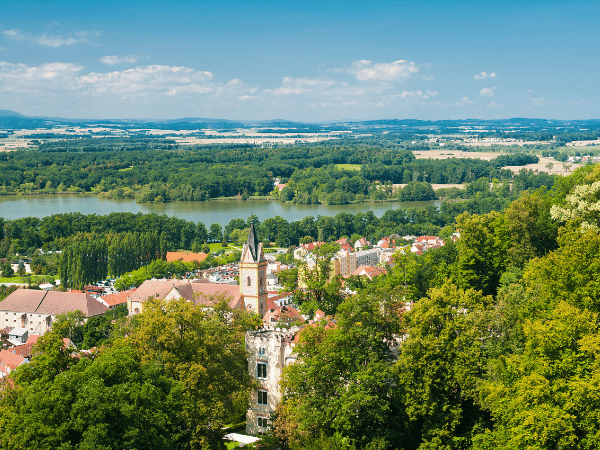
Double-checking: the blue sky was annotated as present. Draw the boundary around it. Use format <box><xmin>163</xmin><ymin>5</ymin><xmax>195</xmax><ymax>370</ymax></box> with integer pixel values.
<box><xmin>0</xmin><ymin>0</ymin><xmax>598</xmax><ymax>121</ymax></box>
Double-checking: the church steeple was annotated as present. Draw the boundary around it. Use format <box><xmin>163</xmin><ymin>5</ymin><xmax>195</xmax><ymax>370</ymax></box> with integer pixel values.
<box><xmin>239</xmin><ymin>223</ymin><xmax>267</xmax><ymax>315</ymax></box>
<box><xmin>245</xmin><ymin>222</ymin><xmax>261</xmax><ymax>262</ymax></box>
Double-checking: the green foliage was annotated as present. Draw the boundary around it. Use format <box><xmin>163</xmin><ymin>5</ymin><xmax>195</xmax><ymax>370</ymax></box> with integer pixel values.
<box><xmin>295</xmin><ymin>243</ymin><xmax>345</xmax><ymax>315</ymax></box>
<box><xmin>399</xmin><ymin>181</ymin><xmax>437</xmax><ymax>201</ymax></box>
<box><xmin>1</xmin><ymin>299</ymin><xmax>255</xmax><ymax>450</ymax></box>
<box><xmin>0</xmin><ymin>260</ymin><xmax>13</xmax><ymax>277</ymax></box>
<box><xmin>395</xmin><ymin>282</ymin><xmax>494</xmax><ymax>449</ymax></box>
<box><xmin>278</xmin><ymin>289</ymin><xmax>404</xmax><ymax>449</ymax></box>
<box><xmin>455</xmin><ymin>211</ymin><xmax>509</xmax><ymax>296</ymax></box>
<box><xmin>476</xmin><ymin>302</ymin><xmax>600</xmax><ymax>450</ymax></box>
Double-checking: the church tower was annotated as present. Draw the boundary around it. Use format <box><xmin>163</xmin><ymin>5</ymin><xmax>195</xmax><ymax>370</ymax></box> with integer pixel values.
<box><xmin>239</xmin><ymin>223</ymin><xmax>267</xmax><ymax>316</ymax></box>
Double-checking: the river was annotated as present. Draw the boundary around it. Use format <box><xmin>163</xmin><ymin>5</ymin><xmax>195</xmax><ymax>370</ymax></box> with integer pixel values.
<box><xmin>0</xmin><ymin>196</ymin><xmax>440</xmax><ymax>226</ymax></box>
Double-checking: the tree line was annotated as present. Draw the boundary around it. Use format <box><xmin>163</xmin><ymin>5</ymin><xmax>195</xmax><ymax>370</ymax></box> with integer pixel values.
<box><xmin>0</xmin><ymin>141</ymin><xmax>545</xmax><ymax>204</ymax></box>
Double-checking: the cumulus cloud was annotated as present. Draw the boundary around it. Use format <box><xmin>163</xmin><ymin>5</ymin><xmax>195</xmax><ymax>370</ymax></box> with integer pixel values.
<box><xmin>486</xmin><ymin>101</ymin><xmax>503</xmax><ymax>109</ymax></box>
<box><xmin>452</xmin><ymin>96</ymin><xmax>474</xmax><ymax>107</ymax></box>
<box><xmin>263</xmin><ymin>77</ymin><xmax>337</xmax><ymax>96</ymax></box>
<box><xmin>479</xmin><ymin>86</ymin><xmax>497</xmax><ymax>97</ymax></box>
<box><xmin>331</xmin><ymin>59</ymin><xmax>418</xmax><ymax>81</ymax></box>
<box><xmin>99</xmin><ymin>55</ymin><xmax>141</xmax><ymax>65</ymax></box>
<box><xmin>3</xmin><ymin>28</ymin><xmax>91</xmax><ymax>47</ymax></box>
<box><xmin>395</xmin><ymin>89</ymin><xmax>438</xmax><ymax>100</ymax></box>
<box><xmin>0</xmin><ymin>61</ymin><xmax>220</xmax><ymax>97</ymax></box>
<box><xmin>530</xmin><ymin>97</ymin><xmax>546</xmax><ymax>106</ymax></box>
<box><xmin>474</xmin><ymin>71</ymin><xmax>496</xmax><ymax>80</ymax></box>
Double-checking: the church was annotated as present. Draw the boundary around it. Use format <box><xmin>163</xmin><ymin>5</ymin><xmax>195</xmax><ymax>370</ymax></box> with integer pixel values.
<box><xmin>127</xmin><ymin>223</ymin><xmax>268</xmax><ymax>316</ymax></box>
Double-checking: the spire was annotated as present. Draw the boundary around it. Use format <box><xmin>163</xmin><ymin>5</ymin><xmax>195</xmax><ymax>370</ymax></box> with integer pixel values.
<box><xmin>246</xmin><ymin>222</ymin><xmax>260</xmax><ymax>261</ymax></box>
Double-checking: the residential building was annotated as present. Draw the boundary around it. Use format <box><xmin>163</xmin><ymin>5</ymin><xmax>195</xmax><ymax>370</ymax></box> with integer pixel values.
<box><xmin>0</xmin><ymin>290</ymin><xmax>108</xmax><ymax>335</ymax></box>
<box><xmin>127</xmin><ymin>279</ymin><xmax>243</xmax><ymax>315</ymax></box>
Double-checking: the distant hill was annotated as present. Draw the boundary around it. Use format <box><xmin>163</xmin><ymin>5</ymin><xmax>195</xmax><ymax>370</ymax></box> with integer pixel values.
<box><xmin>0</xmin><ymin>110</ymin><xmax>26</xmax><ymax>117</ymax></box>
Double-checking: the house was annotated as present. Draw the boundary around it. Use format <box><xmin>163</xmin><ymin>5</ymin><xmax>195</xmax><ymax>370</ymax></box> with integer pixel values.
<box><xmin>293</xmin><ymin>241</ymin><xmax>325</xmax><ymax>260</ymax></box>
<box><xmin>0</xmin><ymin>349</ymin><xmax>25</xmax><ymax>378</ymax></box>
<box><xmin>354</xmin><ymin>238</ymin><xmax>371</xmax><ymax>251</ymax></box>
<box><xmin>127</xmin><ymin>279</ymin><xmax>244</xmax><ymax>314</ymax></box>
<box><xmin>7</xmin><ymin>327</ymin><xmax>28</xmax><ymax>345</ymax></box>
<box><xmin>335</xmin><ymin>238</ymin><xmax>353</xmax><ymax>252</ymax></box>
<box><xmin>352</xmin><ymin>265</ymin><xmax>387</xmax><ymax>281</ymax></box>
<box><xmin>99</xmin><ymin>288</ymin><xmax>136</xmax><ymax>309</ymax></box>
<box><xmin>0</xmin><ymin>290</ymin><xmax>109</xmax><ymax>335</ymax></box>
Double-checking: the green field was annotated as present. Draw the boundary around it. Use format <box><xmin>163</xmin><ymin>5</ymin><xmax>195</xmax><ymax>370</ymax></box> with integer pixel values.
<box><xmin>334</xmin><ymin>163</ymin><xmax>361</xmax><ymax>171</ymax></box>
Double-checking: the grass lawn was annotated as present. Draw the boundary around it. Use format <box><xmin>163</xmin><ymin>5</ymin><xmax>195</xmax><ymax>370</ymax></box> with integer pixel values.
<box><xmin>0</xmin><ymin>275</ymin><xmax>57</xmax><ymax>285</ymax></box>
<box><xmin>208</xmin><ymin>243</ymin><xmax>235</xmax><ymax>252</ymax></box>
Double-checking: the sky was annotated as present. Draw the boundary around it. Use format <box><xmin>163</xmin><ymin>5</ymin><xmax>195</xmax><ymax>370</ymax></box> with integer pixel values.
<box><xmin>0</xmin><ymin>0</ymin><xmax>598</xmax><ymax>121</ymax></box>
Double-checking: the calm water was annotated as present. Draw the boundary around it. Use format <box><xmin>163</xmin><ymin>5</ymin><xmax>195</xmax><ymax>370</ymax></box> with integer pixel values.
<box><xmin>0</xmin><ymin>196</ymin><xmax>440</xmax><ymax>226</ymax></box>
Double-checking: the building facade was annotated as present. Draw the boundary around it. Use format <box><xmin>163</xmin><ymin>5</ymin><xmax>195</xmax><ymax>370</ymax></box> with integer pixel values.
<box><xmin>245</xmin><ymin>325</ymin><xmax>301</xmax><ymax>435</ymax></box>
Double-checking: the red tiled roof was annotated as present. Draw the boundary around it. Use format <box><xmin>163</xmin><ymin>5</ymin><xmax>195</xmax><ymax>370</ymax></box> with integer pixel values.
<box><xmin>353</xmin><ymin>265</ymin><xmax>387</xmax><ymax>280</ymax></box>
<box><xmin>301</xmin><ymin>241</ymin><xmax>325</xmax><ymax>251</ymax></box>
<box><xmin>191</xmin><ymin>284</ymin><xmax>243</xmax><ymax>310</ymax></box>
<box><xmin>0</xmin><ymin>289</ymin><xmax>108</xmax><ymax>318</ymax></box>
<box><xmin>0</xmin><ymin>326</ymin><xmax>14</xmax><ymax>336</ymax></box>
<box><xmin>166</xmin><ymin>252</ymin><xmax>208</xmax><ymax>263</ymax></box>
<box><xmin>0</xmin><ymin>349</ymin><xmax>25</xmax><ymax>372</ymax></box>
<box><xmin>129</xmin><ymin>280</ymin><xmax>188</xmax><ymax>303</ymax></box>
<box><xmin>25</xmin><ymin>334</ymin><xmax>40</xmax><ymax>345</ymax></box>
<box><xmin>11</xmin><ymin>343</ymin><xmax>34</xmax><ymax>359</ymax></box>
<box><xmin>100</xmin><ymin>289</ymin><xmax>136</xmax><ymax>308</ymax></box>
<box><xmin>263</xmin><ymin>305</ymin><xmax>305</xmax><ymax>324</ymax></box>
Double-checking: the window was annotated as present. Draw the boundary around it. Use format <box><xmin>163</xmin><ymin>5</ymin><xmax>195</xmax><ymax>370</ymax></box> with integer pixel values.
<box><xmin>257</xmin><ymin>363</ymin><xmax>267</xmax><ymax>379</ymax></box>
<box><xmin>258</xmin><ymin>390</ymin><xmax>268</xmax><ymax>405</ymax></box>
<box><xmin>258</xmin><ymin>417</ymin><xmax>269</xmax><ymax>428</ymax></box>
<box><xmin>247</xmin><ymin>276</ymin><xmax>251</xmax><ymax>286</ymax></box>
<box><xmin>258</xmin><ymin>347</ymin><xmax>266</xmax><ymax>356</ymax></box>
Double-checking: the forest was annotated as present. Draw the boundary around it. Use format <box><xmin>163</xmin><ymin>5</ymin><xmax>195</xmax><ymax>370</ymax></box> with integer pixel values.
<box><xmin>0</xmin><ymin>142</ymin><xmax>541</xmax><ymax>204</ymax></box>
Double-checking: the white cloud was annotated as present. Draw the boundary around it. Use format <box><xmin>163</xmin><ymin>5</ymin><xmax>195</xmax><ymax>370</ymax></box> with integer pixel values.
<box><xmin>395</xmin><ymin>89</ymin><xmax>438</xmax><ymax>100</ymax></box>
<box><xmin>3</xmin><ymin>29</ymin><xmax>25</xmax><ymax>40</ymax></box>
<box><xmin>99</xmin><ymin>55</ymin><xmax>141</xmax><ymax>65</ymax></box>
<box><xmin>0</xmin><ymin>62</ymin><xmax>221</xmax><ymax>98</ymax></box>
<box><xmin>331</xmin><ymin>59</ymin><xmax>418</xmax><ymax>81</ymax></box>
<box><xmin>486</xmin><ymin>101</ymin><xmax>503</xmax><ymax>109</ymax></box>
<box><xmin>452</xmin><ymin>96</ymin><xmax>474</xmax><ymax>107</ymax></box>
<box><xmin>263</xmin><ymin>77</ymin><xmax>337</xmax><ymax>96</ymax></box>
<box><xmin>2</xmin><ymin>28</ymin><xmax>91</xmax><ymax>47</ymax></box>
<box><xmin>530</xmin><ymin>97</ymin><xmax>546</xmax><ymax>106</ymax></box>
<box><xmin>474</xmin><ymin>71</ymin><xmax>496</xmax><ymax>80</ymax></box>
<box><xmin>37</xmin><ymin>35</ymin><xmax>78</xmax><ymax>47</ymax></box>
<box><xmin>479</xmin><ymin>86</ymin><xmax>497</xmax><ymax>97</ymax></box>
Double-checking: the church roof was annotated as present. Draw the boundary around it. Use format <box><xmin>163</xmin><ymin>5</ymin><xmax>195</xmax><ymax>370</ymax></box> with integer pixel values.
<box><xmin>245</xmin><ymin>222</ymin><xmax>261</xmax><ymax>261</ymax></box>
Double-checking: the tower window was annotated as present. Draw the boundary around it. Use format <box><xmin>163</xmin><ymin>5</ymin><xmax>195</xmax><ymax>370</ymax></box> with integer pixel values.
<box><xmin>247</xmin><ymin>276</ymin><xmax>251</xmax><ymax>286</ymax></box>
<box><xmin>258</xmin><ymin>417</ymin><xmax>269</xmax><ymax>428</ymax></box>
<box><xmin>258</xmin><ymin>390</ymin><xmax>268</xmax><ymax>405</ymax></box>
<box><xmin>257</xmin><ymin>363</ymin><xmax>267</xmax><ymax>379</ymax></box>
